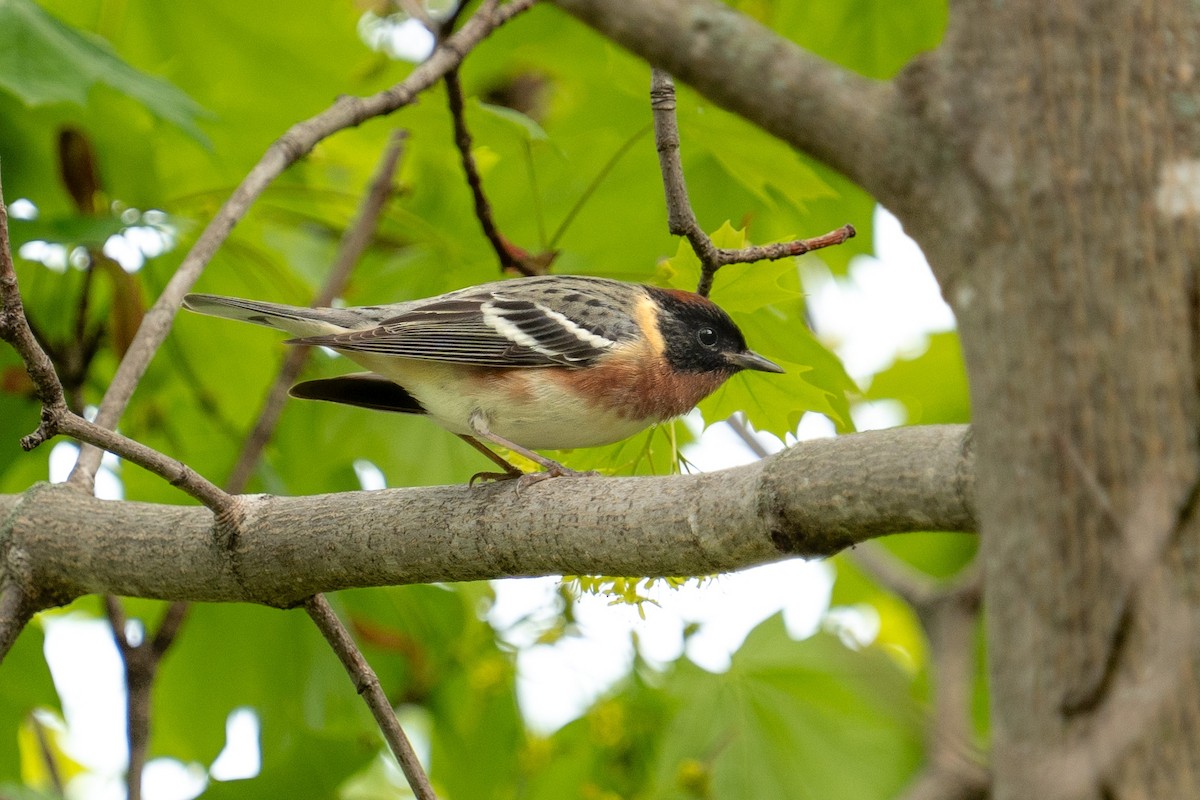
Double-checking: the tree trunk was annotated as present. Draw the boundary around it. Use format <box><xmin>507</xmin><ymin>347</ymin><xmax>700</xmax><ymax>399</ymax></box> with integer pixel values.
<box><xmin>905</xmin><ymin>2</ymin><xmax>1200</xmax><ymax>797</ymax></box>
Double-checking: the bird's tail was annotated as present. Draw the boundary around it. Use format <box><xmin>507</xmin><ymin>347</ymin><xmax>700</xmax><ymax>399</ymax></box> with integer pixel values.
<box><xmin>182</xmin><ymin>293</ymin><xmax>364</xmax><ymax>337</ymax></box>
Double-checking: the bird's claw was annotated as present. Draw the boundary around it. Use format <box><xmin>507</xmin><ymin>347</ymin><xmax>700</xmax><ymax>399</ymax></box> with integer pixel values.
<box><xmin>514</xmin><ymin>464</ymin><xmax>600</xmax><ymax>492</ymax></box>
<box><xmin>469</xmin><ymin>470</ymin><xmax>523</xmax><ymax>486</ymax></box>
<box><xmin>469</xmin><ymin>464</ymin><xmax>600</xmax><ymax>489</ymax></box>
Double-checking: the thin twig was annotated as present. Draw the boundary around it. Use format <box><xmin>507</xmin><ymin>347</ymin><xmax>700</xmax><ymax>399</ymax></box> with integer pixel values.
<box><xmin>68</xmin><ymin>0</ymin><xmax>537</xmax><ymax>490</ymax></box>
<box><xmin>150</xmin><ymin>601</ymin><xmax>189</xmax><ymax>655</ymax></box>
<box><xmin>305</xmin><ymin>595</ymin><xmax>437</xmax><ymax>799</ymax></box>
<box><xmin>445</xmin><ymin>67</ymin><xmax>532</xmax><ymax>275</ymax></box>
<box><xmin>0</xmin><ymin>169</ymin><xmax>72</xmax><ymax>422</ymax></box>
<box><xmin>848</xmin><ymin>541</ymin><xmax>945</xmax><ymax>611</ymax></box>
<box><xmin>726</xmin><ymin>413</ymin><xmax>770</xmax><ymax>459</ymax></box>
<box><xmin>57</xmin><ymin>413</ymin><xmax>231</xmax><ymax>510</ymax></box>
<box><xmin>104</xmin><ymin>597</ymin><xmax>143</xmax><ymax>800</ymax></box>
<box><xmin>648</xmin><ymin>68</ymin><xmax>854</xmax><ymax>296</ymax></box>
<box><xmin>225</xmin><ymin>130</ymin><xmax>408</xmax><ymax>492</ymax></box>
<box><xmin>437</xmin><ymin>0</ymin><xmax>475</xmax><ymax>38</ymax></box>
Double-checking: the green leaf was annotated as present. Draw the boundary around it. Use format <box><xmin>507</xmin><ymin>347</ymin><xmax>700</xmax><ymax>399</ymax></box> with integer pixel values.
<box><xmin>650</xmin><ymin>617</ymin><xmax>923</xmax><ymax>800</ymax></box>
<box><xmin>475</xmin><ymin>99</ymin><xmax>551</xmax><ymax>143</ymax></box>
<box><xmin>523</xmin><ymin>670</ymin><xmax>671</xmax><ymax>799</ymax></box>
<box><xmin>681</xmin><ymin>100</ymin><xmax>835</xmax><ymax>212</ymax></box>
<box><xmin>201</xmin><ymin>727</ymin><xmax>376</xmax><ymax>800</ymax></box>
<box><xmin>866</xmin><ymin>331</ymin><xmax>970</xmax><ymax>424</ymax></box>
<box><xmin>0</xmin><ymin>0</ymin><xmax>208</xmax><ymax>141</ymax></box>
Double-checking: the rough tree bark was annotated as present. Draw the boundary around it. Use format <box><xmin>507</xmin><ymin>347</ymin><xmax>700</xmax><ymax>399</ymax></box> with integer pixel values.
<box><xmin>0</xmin><ymin>426</ymin><xmax>973</xmax><ymax>609</ymax></box>
<box><xmin>933</xmin><ymin>5</ymin><xmax>1200</xmax><ymax>798</ymax></box>
<box><xmin>551</xmin><ymin>0</ymin><xmax>1200</xmax><ymax>796</ymax></box>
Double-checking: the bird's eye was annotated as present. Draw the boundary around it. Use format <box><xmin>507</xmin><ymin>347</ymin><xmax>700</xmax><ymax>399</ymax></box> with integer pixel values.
<box><xmin>696</xmin><ymin>326</ymin><xmax>719</xmax><ymax>348</ymax></box>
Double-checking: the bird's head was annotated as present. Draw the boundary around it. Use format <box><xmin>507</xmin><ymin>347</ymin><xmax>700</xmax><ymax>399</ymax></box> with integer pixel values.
<box><xmin>646</xmin><ymin>287</ymin><xmax>784</xmax><ymax>376</ymax></box>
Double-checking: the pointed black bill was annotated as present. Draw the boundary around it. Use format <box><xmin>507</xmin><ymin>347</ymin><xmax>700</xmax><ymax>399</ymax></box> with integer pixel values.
<box><xmin>727</xmin><ymin>350</ymin><xmax>785</xmax><ymax>374</ymax></box>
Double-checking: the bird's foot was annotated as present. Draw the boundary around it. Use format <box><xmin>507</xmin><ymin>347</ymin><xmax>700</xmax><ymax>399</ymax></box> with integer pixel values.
<box><xmin>513</xmin><ymin>463</ymin><xmax>600</xmax><ymax>491</ymax></box>
<box><xmin>470</xmin><ymin>464</ymin><xmax>600</xmax><ymax>489</ymax></box>
<box><xmin>469</xmin><ymin>470</ymin><xmax>523</xmax><ymax>486</ymax></box>
<box><xmin>461</xmin><ymin>431</ymin><xmax>599</xmax><ymax>488</ymax></box>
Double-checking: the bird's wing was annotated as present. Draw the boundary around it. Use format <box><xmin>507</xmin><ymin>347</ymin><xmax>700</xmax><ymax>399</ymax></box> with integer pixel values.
<box><xmin>287</xmin><ymin>290</ymin><xmax>629</xmax><ymax>368</ymax></box>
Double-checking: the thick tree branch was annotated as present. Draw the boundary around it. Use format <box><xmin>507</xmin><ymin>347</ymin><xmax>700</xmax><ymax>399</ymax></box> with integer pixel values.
<box><xmin>552</xmin><ymin>0</ymin><xmax>915</xmax><ymax>199</ymax></box>
<box><xmin>649</xmin><ymin>69</ymin><xmax>854</xmax><ymax>296</ymax></box>
<box><xmin>69</xmin><ymin>0</ymin><xmax>538</xmax><ymax>490</ymax></box>
<box><xmin>0</xmin><ymin>425</ymin><xmax>973</xmax><ymax>612</ymax></box>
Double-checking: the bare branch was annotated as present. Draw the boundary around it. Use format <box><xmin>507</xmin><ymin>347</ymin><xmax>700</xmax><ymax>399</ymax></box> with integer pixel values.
<box><xmin>150</xmin><ymin>601</ymin><xmax>189</xmax><ymax>657</ymax></box>
<box><xmin>558</xmin><ymin>0</ymin><xmax>911</xmax><ymax>198</ymax></box>
<box><xmin>69</xmin><ymin>0</ymin><xmax>538</xmax><ymax>490</ymax></box>
<box><xmin>226</xmin><ymin>130</ymin><xmax>409</xmax><ymax>493</ymax></box>
<box><xmin>445</xmin><ymin>68</ymin><xmax>535</xmax><ymax>275</ymax></box>
<box><xmin>898</xmin><ymin>764</ymin><xmax>989</xmax><ymax>800</ymax></box>
<box><xmin>59</xmin><ymin>413</ymin><xmax>231</xmax><ymax>510</ymax></box>
<box><xmin>849</xmin><ymin>541</ymin><xmax>945</xmax><ymax>611</ymax></box>
<box><xmin>3</xmin><ymin>425</ymin><xmax>975</xmax><ymax>609</ymax></box>
<box><xmin>305</xmin><ymin>595</ymin><xmax>436</xmax><ymax>800</ymax></box>
<box><xmin>105</xmin><ymin>594</ymin><xmax>130</xmax><ymax>651</ymax></box>
<box><xmin>725</xmin><ymin>414</ymin><xmax>771</xmax><ymax>459</ymax></box>
<box><xmin>649</xmin><ymin>69</ymin><xmax>854</xmax><ymax>296</ymax></box>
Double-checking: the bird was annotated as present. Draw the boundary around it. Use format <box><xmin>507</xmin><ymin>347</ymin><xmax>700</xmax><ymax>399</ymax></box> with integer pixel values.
<box><xmin>183</xmin><ymin>274</ymin><xmax>783</xmax><ymax>483</ymax></box>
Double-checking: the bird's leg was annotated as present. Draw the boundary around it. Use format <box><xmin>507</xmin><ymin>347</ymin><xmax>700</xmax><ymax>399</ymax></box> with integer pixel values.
<box><xmin>465</xmin><ymin>412</ymin><xmax>596</xmax><ymax>486</ymax></box>
<box><xmin>457</xmin><ymin>434</ymin><xmax>524</xmax><ymax>484</ymax></box>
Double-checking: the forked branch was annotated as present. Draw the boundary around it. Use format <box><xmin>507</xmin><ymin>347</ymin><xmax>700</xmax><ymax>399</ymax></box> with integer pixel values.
<box><xmin>649</xmin><ymin>69</ymin><xmax>854</xmax><ymax>296</ymax></box>
<box><xmin>0</xmin><ymin>169</ymin><xmax>232</xmax><ymax>511</ymax></box>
